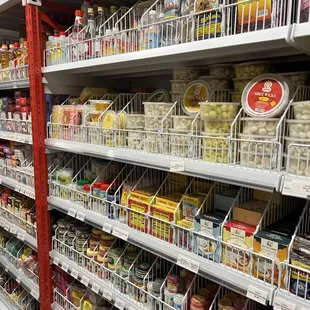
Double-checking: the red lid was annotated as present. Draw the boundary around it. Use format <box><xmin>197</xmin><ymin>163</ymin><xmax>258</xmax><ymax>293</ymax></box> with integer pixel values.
<box><xmin>60</xmin><ymin>31</ymin><xmax>66</xmax><ymax>36</ymax></box>
<box><xmin>83</xmin><ymin>184</ymin><xmax>90</xmax><ymax>191</ymax></box>
<box><xmin>93</xmin><ymin>182</ymin><xmax>103</xmax><ymax>189</ymax></box>
<box><xmin>101</xmin><ymin>183</ymin><xmax>110</xmax><ymax>191</ymax></box>
<box><xmin>75</xmin><ymin>10</ymin><xmax>83</xmax><ymax>17</ymax></box>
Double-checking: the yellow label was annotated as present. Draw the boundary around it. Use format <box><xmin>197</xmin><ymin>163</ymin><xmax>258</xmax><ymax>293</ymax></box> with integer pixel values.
<box><xmin>237</xmin><ymin>0</ymin><xmax>271</xmax><ymax>25</ymax></box>
<box><xmin>183</xmin><ymin>83</ymin><xmax>209</xmax><ymax>114</ymax></box>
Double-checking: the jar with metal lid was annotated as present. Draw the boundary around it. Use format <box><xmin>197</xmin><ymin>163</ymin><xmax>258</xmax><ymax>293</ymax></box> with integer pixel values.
<box><xmin>167</xmin><ymin>274</ymin><xmax>180</xmax><ymax>293</ymax></box>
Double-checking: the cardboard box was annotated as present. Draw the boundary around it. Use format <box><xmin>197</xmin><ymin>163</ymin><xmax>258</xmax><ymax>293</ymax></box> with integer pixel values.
<box><xmin>214</xmin><ymin>188</ymin><xmax>239</xmax><ymax>212</ymax></box>
<box><xmin>233</xmin><ymin>200</ymin><xmax>267</xmax><ymax>226</ymax></box>
<box><xmin>253</xmin><ymin>189</ymin><xmax>272</xmax><ymax>202</ymax></box>
<box><xmin>222</xmin><ymin>220</ymin><xmax>256</xmax><ymax>273</ymax></box>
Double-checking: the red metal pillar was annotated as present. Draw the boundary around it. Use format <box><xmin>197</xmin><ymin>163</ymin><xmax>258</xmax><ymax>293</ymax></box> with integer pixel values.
<box><xmin>25</xmin><ymin>2</ymin><xmax>52</xmax><ymax>308</ymax></box>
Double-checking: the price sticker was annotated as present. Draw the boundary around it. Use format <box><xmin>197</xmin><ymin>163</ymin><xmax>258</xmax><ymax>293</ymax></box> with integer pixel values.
<box><xmin>5</xmin><ymin>266</ymin><xmax>9</xmax><ymax>272</ymax></box>
<box><xmin>17</xmin><ymin>233</ymin><xmax>25</xmax><ymax>241</ymax></box>
<box><xmin>273</xmin><ymin>297</ymin><xmax>296</xmax><ymax>310</ymax></box>
<box><xmin>53</xmin><ymin>257</ymin><xmax>60</xmax><ymax>266</ymax></box>
<box><xmin>102</xmin><ymin>288</ymin><xmax>113</xmax><ymax>301</ymax></box>
<box><xmin>112</xmin><ymin>227</ymin><xmax>129</xmax><ymax>241</ymax></box>
<box><xmin>246</xmin><ymin>285</ymin><xmax>268</xmax><ymax>305</ymax></box>
<box><xmin>102</xmin><ymin>222</ymin><xmax>112</xmax><ymax>234</ymax></box>
<box><xmin>81</xmin><ymin>275</ymin><xmax>89</xmax><ymax>286</ymax></box>
<box><xmin>31</xmin><ymin>289</ymin><xmax>39</xmax><ymax>300</ymax></box>
<box><xmin>76</xmin><ymin>211</ymin><xmax>86</xmax><ymax>222</ymax></box>
<box><xmin>62</xmin><ymin>262</ymin><xmax>69</xmax><ymax>272</ymax></box>
<box><xmin>92</xmin><ymin>282</ymin><xmax>100</xmax><ymax>294</ymax></box>
<box><xmin>71</xmin><ymin>269</ymin><xmax>79</xmax><ymax>279</ymax></box>
<box><xmin>170</xmin><ymin>161</ymin><xmax>185</xmax><ymax>172</ymax></box>
<box><xmin>115</xmin><ymin>298</ymin><xmax>125</xmax><ymax>310</ymax></box>
<box><xmin>10</xmin><ymin>228</ymin><xmax>17</xmax><ymax>235</ymax></box>
<box><xmin>68</xmin><ymin>208</ymin><xmax>77</xmax><ymax>218</ymax></box>
<box><xmin>177</xmin><ymin>254</ymin><xmax>200</xmax><ymax>273</ymax></box>
<box><xmin>16</xmin><ymin>276</ymin><xmax>21</xmax><ymax>284</ymax></box>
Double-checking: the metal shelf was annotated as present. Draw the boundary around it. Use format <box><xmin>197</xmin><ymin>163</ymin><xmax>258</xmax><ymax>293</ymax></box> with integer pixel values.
<box><xmin>0</xmin><ymin>217</ymin><xmax>37</xmax><ymax>250</ymax></box>
<box><xmin>50</xmin><ymin>250</ymin><xmax>146</xmax><ymax>310</ymax></box>
<box><xmin>46</xmin><ymin>139</ymin><xmax>283</xmax><ymax>191</ymax></box>
<box><xmin>48</xmin><ymin>196</ymin><xmax>276</xmax><ymax>302</ymax></box>
<box><xmin>0</xmin><ymin>79</ymin><xmax>29</xmax><ymax>90</ymax></box>
<box><xmin>0</xmin><ymin>175</ymin><xmax>35</xmax><ymax>199</ymax></box>
<box><xmin>0</xmin><ymin>254</ymin><xmax>39</xmax><ymax>301</ymax></box>
<box><xmin>0</xmin><ymin>131</ymin><xmax>32</xmax><ymax>144</ymax></box>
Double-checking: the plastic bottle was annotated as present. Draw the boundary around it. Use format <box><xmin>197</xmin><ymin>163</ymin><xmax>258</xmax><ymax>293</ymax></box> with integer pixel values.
<box><xmin>57</xmin><ymin>31</ymin><xmax>67</xmax><ymax>64</ymax></box>
<box><xmin>81</xmin><ymin>0</ymin><xmax>91</xmax><ymax>24</ymax></box>
<box><xmin>52</xmin><ymin>33</ymin><xmax>59</xmax><ymax>65</ymax></box>
<box><xmin>71</xmin><ymin>10</ymin><xmax>85</xmax><ymax>61</ymax></box>
<box><xmin>85</xmin><ymin>8</ymin><xmax>96</xmax><ymax>59</ymax></box>
<box><xmin>45</xmin><ymin>35</ymin><xmax>54</xmax><ymax>66</ymax></box>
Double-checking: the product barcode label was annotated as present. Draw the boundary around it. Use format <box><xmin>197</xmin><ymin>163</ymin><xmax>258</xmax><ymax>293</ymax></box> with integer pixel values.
<box><xmin>115</xmin><ymin>298</ymin><xmax>125</xmax><ymax>310</ymax></box>
<box><xmin>76</xmin><ymin>211</ymin><xmax>86</xmax><ymax>222</ymax></box>
<box><xmin>103</xmin><ymin>288</ymin><xmax>113</xmax><ymax>301</ymax></box>
<box><xmin>273</xmin><ymin>297</ymin><xmax>296</xmax><ymax>310</ymax></box>
<box><xmin>247</xmin><ymin>285</ymin><xmax>268</xmax><ymax>305</ymax></box>
<box><xmin>112</xmin><ymin>227</ymin><xmax>129</xmax><ymax>241</ymax></box>
<box><xmin>257</xmin><ymin>9</ymin><xmax>269</xmax><ymax>17</ymax></box>
<box><xmin>102</xmin><ymin>222</ymin><xmax>112</xmax><ymax>234</ymax></box>
<box><xmin>92</xmin><ymin>282</ymin><xmax>100</xmax><ymax>294</ymax></box>
<box><xmin>177</xmin><ymin>254</ymin><xmax>200</xmax><ymax>273</ymax></box>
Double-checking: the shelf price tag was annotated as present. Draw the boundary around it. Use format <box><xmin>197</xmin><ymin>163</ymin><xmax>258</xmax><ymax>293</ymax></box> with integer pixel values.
<box><xmin>17</xmin><ymin>233</ymin><xmax>25</xmax><ymax>241</ymax></box>
<box><xmin>177</xmin><ymin>254</ymin><xmax>200</xmax><ymax>274</ymax></box>
<box><xmin>62</xmin><ymin>262</ymin><xmax>69</xmax><ymax>272</ymax></box>
<box><xmin>71</xmin><ymin>269</ymin><xmax>79</xmax><ymax>279</ymax></box>
<box><xmin>115</xmin><ymin>298</ymin><xmax>125</xmax><ymax>310</ymax></box>
<box><xmin>76</xmin><ymin>211</ymin><xmax>86</xmax><ymax>222</ymax></box>
<box><xmin>102</xmin><ymin>222</ymin><xmax>112</xmax><ymax>234</ymax></box>
<box><xmin>53</xmin><ymin>257</ymin><xmax>60</xmax><ymax>266</ymax></box>
<box><xmin>112</xmin><ymin>227</ymin><xmax>129</xmax><ymax>241</ymax></box>
<box><xmin>31</xmin><ymin>289</ymin><xmax>39</xmax><ymax>300</ymax></box>
<box><xmin>68</xmin><ymin>208</ymin><xmax>77</xmax><ymax>218</ymax></box>
<box><xmin>170</xmin><ymin>161</ymin><xmax>185</xmax><ymax>172</ymax></box>
<box><xmin>246</xmin><ymin>285</ymin><xmax>268</xmax><ymax>305</ymax></box>
<box><xmin>102</xmin><ymin>288</ymin><xmax>113</xmax><ymax>301</ymax></box>
<box><xmin>81</xmin><ymin>275</ymin><xmax>89</xmax><ymax>286</ymax></box>
<box><xmin>273</xmin><ymin>297</ymin><xmax>296</xmax><ymax>310</ymax></box>
<box><xmin>16</xmin><ymin>276</ymin><xmax>21</xmax><ymax>284</ymax></box>
<box><xmin>92</xmin><ymin>282</ymin><xmax>100</xmax><ymax>294</ymax></box>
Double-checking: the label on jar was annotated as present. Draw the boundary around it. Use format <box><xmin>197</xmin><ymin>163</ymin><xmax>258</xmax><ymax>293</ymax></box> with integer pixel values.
<box><xmin>238</xmin><ymin>0</ymin><xmax>271</xmax><ymax>25</ymax></box>
<box><xmin>246</xmin><ymin>78</ymin><xmax>284</xmax><ymax>115</ymax></box>
<box><xmin>182</xmin><ymin>82</ymin><xmax>210</xmax><ymax>115</ymax></box>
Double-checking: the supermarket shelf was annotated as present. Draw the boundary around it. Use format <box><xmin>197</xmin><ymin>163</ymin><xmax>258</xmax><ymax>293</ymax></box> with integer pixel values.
<box><xmin>0</xmin><ymin>175</ymin><xmax>35</xmax><ymax>200</ymax></box>
<box><xmin>42</xmin><ymin>27</ymin><xmax>300</xmax><ymax>78</ymax></box>
<box><xmin>50</xmin><ymin>250</ymin><xmax>145</xmax><ymax>310</ymax></box>
<box><xmin>0</xmin><ymin>217</ymin><xmax>37</xmax><ymax>250</ymax></box>
<box><xmin>48</xmin><ymin>196</ymin><xmax>276</xmax><ymax>301</ymax></box>
<box><xmin>0</xmin><ymin>79</ymin><xmax>29</xmax><ymax>90</ymax></box>
<box><xmin>0</xmin><ymin>131</ymin><xmax>32</xmax><ymax>144</ymax></box>
<box><xmin>46</xmin><ymin>139</ymin><xmax>283</xmax><ymax>191</ymax></box>
<box><xmin>273</xmin><ymin>289</ymin><xmax>310</xmax><ymax>310</ymax></box>
<box><xmin>0</xmin><ymin>254</ymin><xmax>39</xmax><ymax>301</ymax></box>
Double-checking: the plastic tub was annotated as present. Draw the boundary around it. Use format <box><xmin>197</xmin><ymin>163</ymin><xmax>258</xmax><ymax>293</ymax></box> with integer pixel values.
<box><xmin>230</xmin><ymin>92</ymin><xmax>242</xmax><ymax>103</ymax></box>
<box><xmin>207</xmin><ymin>64</ymin><xmax>234</xmax><ymax>78</ymax></box>
<box><xmin>281</xmin><ymin>71</ymin><xmax>309</xmax><ymax>90</ymax></box>
<box><xmin>200</xmin><ymin>102</ymin><xmax>240</xmax><ymax>121</ymax></box>
<box><xmin>292</xmin><ymin>101</ymin><xmax>310</xmax><ymax>120</ymax></box>
<box><xmin>286</xmin><ymin>119</ymin><xmax>310</xmax><ymax>139</ymax></box>
<box><xmin>233</xmin><ymin>77</ymin><xmax>252</xmax><ymax>92</ymax></box>
<box><xmin>238</xmin><ymin>134</ymin><xmax>275</xmax><ymax>154</ymax></box>
<box><xmin>204</xmin><ymin>119</ymin><xmax>234</xmax><ymax>134</ymax></box>
<box><xmin>172</xmin><ymin>115</ymin><xmax>200</xmax><ymax>130</ymax></box>
<box><xmin>284</xmin><ymin>137</ymin><xmax>310</xmax><ymax>158</ymax></box>
<box><xmin>181</xmin><ymin>80</ymin><xmax>211</xmax><ymax>115</ymax></box>
<box><xmin>172</xmin><ymin>68</ymin><xmax>200</xmax><ymax>80</ymax></box>
<box><xmin>143</xmin><ymin>102</ymin><xmax>174</xmax><ymax>116</ymax></box>
<box><xmin>242</xmin><ymin>118</ymin><xmax>280</xmax><ymax>136</ymax></box>
<box><xmin>199</xmin><ymin>76</ymin><xmax>232</xmax><ymax>90</ymax></box>
<box><xmin>202</xmin><ymin>146</ymin><xmax>229</xmax><ymax>163</ymax></box>
<box><xmin>126</xmin><ymin>114</ymin><xmax>145</xmax><ymax>128</ymax></box>
<box><xmin>170</xmin><ymin>80</ymin><xmax>191</xmax><ymax>92</ymax></box>
<box><xmin>241</xmin><ymin>74</ymin><xmax>292</xmax><ymax>118</ymax></box>
<box><xmin>170</xmin><ymin>91</ymin><xmax>182</xmax><ymax>103</ymax></box>
<box><xmin>234</xmin><ymin>61</ymin><xmax>271</xmax><ymax>78</ymax></box>
<box><xmin>127</xmin><ymin>137</ymin><xmax>144</xmax><ymax>150</ymax></box>
<box><xmin>145</xmin><ymin>116</ymin><xmax>172</xmax><ymax>130</ymax></box>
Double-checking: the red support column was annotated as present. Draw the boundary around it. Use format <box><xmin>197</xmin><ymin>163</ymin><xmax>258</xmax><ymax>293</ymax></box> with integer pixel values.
<box><xmin>25</xmin><ymin>3</ymin><xmax>52</xmax><ymax>308</ymax></box>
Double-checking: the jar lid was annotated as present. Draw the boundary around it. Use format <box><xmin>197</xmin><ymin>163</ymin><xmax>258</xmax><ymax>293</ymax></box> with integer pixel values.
<box><xmin>181</xmin><ymin>80</ymin><xmax>211</xmax><ymax>116</ymax></box>
<box><xmin>241</xmin><ymin>74</ymin><xmax>292</xmax><ymax>118</ymax></box>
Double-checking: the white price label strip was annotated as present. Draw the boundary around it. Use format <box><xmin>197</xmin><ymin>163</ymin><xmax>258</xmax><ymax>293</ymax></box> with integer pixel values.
<box><xmin>115</xmin><ymin>298</ymin><xmax>125</xmax><ymax>310</ymax></box>
<box><xmin>102</xmin><ymin>222</ymin><xmax>112</xmax><ymax>234</ymax></box>
<box><xmin>81</xmin><ymin>275</ymin><xmax>89</xmax><ymax>286</ymax></box>
<box><xmin>68</xmin><ymin>208</ymin><xmax>77</xmax><ymax>217</ymax></box>
<box><xmin>112</xmin><ymin>227</ymin><xmax>129</xmax><ymax>241</ymax></box>
<box><xmin>31</xmin><ymin>289</ymin><xmax>39</xmax><ymax>300</ymax></box>
<box><xmin>71</xmin><ymin>269</ymin><xmax>79</xmax><ymax>279</ymax></box>
<box><xmin>92</xmin><ymin>282</ymin><xmax>100</xmax><ymax>294</ymax></box>
<box><xmin>103</xmin><ymin>288</ymin><xmax>113</xmax><ymax>301</ymax></box>
<box><xmin>76</xmin><ymin>211</ymin><xmax>86</xmax><ymax>222</ymax></box>
<box><xmin>274</xmin><ymin>297</ymin><xmax>296</xmax><ymax>310</ymax></box>
<box><xmin>62</xmin><ymin>262</ymin><xmax>69</xmax><ymax>272</ymax></box>
<box><xmin>170</xmin><ymin>161</ymin><xmax>185</xmax><ymax>172</ymax></box>
<box><xmin>17</xmin><ymin>233</ymin><xmax>25</xmax><ymax>241</ymax></box>
<box><xmin>246</xmin><ymin>285</ymin><xmax>268</xmax><ymax>305</ymax></box>
<box><xmin>177</xmin><ymin>254</ymin><xmax>200</xmax><ymax>273</ymax></box>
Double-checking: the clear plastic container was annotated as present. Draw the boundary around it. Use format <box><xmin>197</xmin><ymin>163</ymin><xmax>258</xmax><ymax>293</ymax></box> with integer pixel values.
<box><xmin>292</xmin><ymin>101</ymin><xmax>310</xmax><ymax>120</ymax></box>
<box><xmin>207</xmin><ymin>64</ymin><xmax>234</xmax><ymax>78</ymax></box>
<box><xmin>202</xmin><ymin>146</ymin><xmax>229</xmax><ymax>163</ymax></box>
<box><xmin>126</xmin><ymin>114</ymin><xmax>145</xmax><ymax>128</ymax></box>
<box><xmin>199</xmin><ymin>76</ymin><xmax>232</xmax><ymax>90</ymax></box>
<box><xmin>204</xmin><ymin>119</ymin><xmax>233</xmax><ymax>134</ymax></box>
<box><xmin>238</xmin><ymin>134</ymin><xmax>275</xmax><ymax>154</ymax></box>
<box><xmin>145</xmin><ymin>116</ymin><xmax>172</xmax><ymax>130</ymax></box>
<box><xmin>170</xmin><ymin>80</ymin><xmax>191</xmax><ymax>92</ymax></box>
<box><xmin>242</xmin><ymin>118</ymin><xmax>280</xmax><ymax>136</ymax></box>
<box><xmin>172</xmin><ymin>68</ymin><xmax>200</xmax><ymax>80</ymax></box>
<box><xmin>200</xmin><ymin>102</ymin><xmax>240</xmax><ymax>121</ymax></box>
<box><xmin>127</xmin><ymin>137</ymin><xmax>144</xmax><ymax>150</ymax></box>
<box><xmin>240</xmin><ymin>151</ymin><xmax>277</xmax><ymax>170</ymax></box>
<box><xmin>234</xmin><ymin>61</ymin><xmax>271</xmax><ymax>78</ymax></box>
<box><xmin>143</xmin><ymin>102</ymin><xmax>174</xmax><ymax>116</ymax></box>
<box><xmin>281</xmin><ymin>71</ymin><xmax>309</xmax><ymax>90</ymax></box>
<box><xmin>285</xmin><ymin>137</ymin><xmax>310</xmax><ymax>158</ymax></box>
<box><xmin>286</xmin><ymin>119</ymin><xmax>310</xmax><ymax>139</ymax></box>
<box><xmin>233</xmin><ymin>77</ymin><xmax>252</xmax><ymax>92</ymax></box>
<box><xmin>173</xmin><ymin>115</ymin><xmax>198</xmax><ymax>131</ymax></box>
